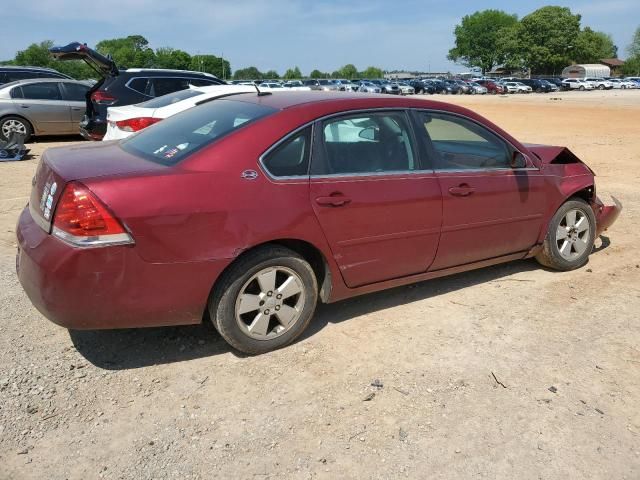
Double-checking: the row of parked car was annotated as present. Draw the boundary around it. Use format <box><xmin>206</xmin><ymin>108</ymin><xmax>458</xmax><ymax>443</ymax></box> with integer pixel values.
<box><xmin>238</xmin><ymin>75</ymin><xmax>639</xmax><ymax>97</ymax></box>
<box><xmin>2</xmin><ymin>41</ymin><xmax>639</xmax><ymax>143</ymax></box>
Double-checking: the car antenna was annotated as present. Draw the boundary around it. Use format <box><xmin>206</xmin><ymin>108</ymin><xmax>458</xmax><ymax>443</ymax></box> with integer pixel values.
<box><xmin>254</xmin><ymin>82</ymin><xmax>271</xmax><ymax>97</ymax></box>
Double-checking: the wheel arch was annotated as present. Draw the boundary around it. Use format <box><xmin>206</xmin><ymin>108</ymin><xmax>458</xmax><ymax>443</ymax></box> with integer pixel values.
<box><xmin>0</xmin><ymin>114</ymin><xmax>36</xmax><ymax>137</ymax></box>
<box><xmin>208</xmin><ymin>239</ymin><xmax>333</xmax><ymax>317</ymax></box>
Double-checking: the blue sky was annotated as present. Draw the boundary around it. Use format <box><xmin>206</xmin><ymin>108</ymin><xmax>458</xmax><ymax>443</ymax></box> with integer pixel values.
<box><xmin>3</xmin><ymin>1</ymin><xmax>638</xmax><ymax>74</ymax></box>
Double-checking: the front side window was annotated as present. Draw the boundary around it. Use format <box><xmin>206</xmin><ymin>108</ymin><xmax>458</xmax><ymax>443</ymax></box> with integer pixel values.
<box><xmin>20</xmin><ymin>82</ymin><xmax>62</xmax><ymax>100</ymax></box>
<box><xmin>262</xmin><ymin>127</ymin><xmax>311</xmax><ymax>177</ymax></box>
<box><xmin>121</xmin><ymin>98</ymin><xmax>276</xmax><ymax>166</ymax></box>
<box><xmin>313</xmin><ymin>112</ymin><xmax>416</xmax><ymax>175</ymax></box>
<box><xmin>420</xmin><ymin>112</ymin><xmax>511</xmax><ymax>170</ymax></box>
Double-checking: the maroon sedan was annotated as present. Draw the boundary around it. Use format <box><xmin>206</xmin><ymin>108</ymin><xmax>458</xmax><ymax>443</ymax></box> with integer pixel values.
<box><xmin>16</xmin><ymin>92</ymin><xmax>621</xmax><ymax>354</ymax></box>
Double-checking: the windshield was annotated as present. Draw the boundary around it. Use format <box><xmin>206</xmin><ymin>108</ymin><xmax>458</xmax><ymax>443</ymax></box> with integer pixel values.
<box><xmin>121</xmin><ymin>98</ymin><xmax>277</xmax><ymax>166</ymax></box>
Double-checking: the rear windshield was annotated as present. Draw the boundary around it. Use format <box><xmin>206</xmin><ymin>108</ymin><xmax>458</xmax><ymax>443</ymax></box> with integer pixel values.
<box><xmin>120</xmin><ymin>98</ymin><xmax>277</xmax><ymax>165</ymax></box>
<box><xmin>137</xmin><ymin>88</ymin><xmax>204</xmax><ymax>108</ymax></box>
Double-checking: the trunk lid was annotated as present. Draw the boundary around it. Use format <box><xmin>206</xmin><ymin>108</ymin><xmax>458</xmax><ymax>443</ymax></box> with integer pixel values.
<box><xmin>49</xmin><ymin>42</ymin><xmax>119</xmax><ymax>78</ymax></box>
<box><xmin>29</xmin><ymin>142</ymin><xmax>166</xmax><ymax>232</ymax></box>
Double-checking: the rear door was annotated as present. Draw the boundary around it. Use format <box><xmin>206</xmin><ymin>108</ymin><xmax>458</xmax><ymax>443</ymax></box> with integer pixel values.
<box><xmin>13</xmin><ymin>82</ymin><xmax>70</xmax><ymax>135</ymax></box>
<box><xmin>309</xmin><ymin>110</ymin><xmax>442</xmax><ymax>288</ymax></box>
<box><xmin>60</xmin><ymin>82</ymin><xmax>90</xmax><ymax>132</ymax></box>
<box><xmin>415</xmin><ymin>111</ymin><xmax>546</xmax><ymax>270</ymax></box>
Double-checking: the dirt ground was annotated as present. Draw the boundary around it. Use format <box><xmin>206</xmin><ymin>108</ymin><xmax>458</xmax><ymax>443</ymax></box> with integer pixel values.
<box><xmin>1</xmin><ymin>90</ymin><xmax>639</xmax><ymax>480</ymax></box>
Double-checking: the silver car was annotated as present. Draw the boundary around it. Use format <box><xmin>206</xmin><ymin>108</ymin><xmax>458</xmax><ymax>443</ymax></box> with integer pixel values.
<box><xmin>0</xmin><ymin>78</ymin><xmax>91</xmax><ymax>142</ymax></box>
<box><xmin>358</xmin><ymin>81</ymin><xmax>382</xmax><ymax>93</ymax></box>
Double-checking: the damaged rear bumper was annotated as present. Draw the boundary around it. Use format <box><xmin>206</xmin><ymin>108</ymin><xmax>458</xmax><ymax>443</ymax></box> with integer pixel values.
<box><xmin>592</xmin><ymin>195</ymin><xmax>622</xmax><ymax>237</ymax></box>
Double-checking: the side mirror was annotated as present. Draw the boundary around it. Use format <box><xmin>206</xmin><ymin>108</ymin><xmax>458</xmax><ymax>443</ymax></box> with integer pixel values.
<box><xmin>511</xmin><ymin>151</ymin><xmax>527</xmax><ymax>169</ymax></box>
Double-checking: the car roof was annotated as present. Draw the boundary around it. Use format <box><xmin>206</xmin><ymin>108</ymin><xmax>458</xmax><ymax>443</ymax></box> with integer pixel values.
<box><xmin>223</xmin><ymin>91</ymin><xmax>466</xmax><ymax>112</ymax></box>
<box><xmin>0</xmin><ymin>78</ymin><xmax>91</xmax><ymax>88</ymax></box>
<box><xmin>0</xmin><ymin>65</ymin><xmax>61</xmax><ymax>72</ymax></box>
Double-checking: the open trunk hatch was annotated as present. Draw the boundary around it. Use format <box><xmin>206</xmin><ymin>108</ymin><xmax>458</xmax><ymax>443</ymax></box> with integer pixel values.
<box><xmin>49</xmin><ymin>42</ymin><xmax>118</xmax><ymax>77</ymax></box>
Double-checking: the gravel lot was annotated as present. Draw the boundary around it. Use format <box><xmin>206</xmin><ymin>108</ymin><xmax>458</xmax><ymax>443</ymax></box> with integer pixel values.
<box><xmin>1</xmin><ymin>90</ymin><xmax>639</xmax><ymax>479</ymax></box>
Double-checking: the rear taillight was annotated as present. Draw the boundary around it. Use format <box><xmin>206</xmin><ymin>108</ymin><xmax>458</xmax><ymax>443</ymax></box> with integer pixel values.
<box><xmin>115</xmin><ymin>117</ymin><xmax>162</xmax><ymax>132</ymax></box>
<box><xmin>91</xmin><ymin>91</ymin><xmax>117</xmax><ymax>105</ymax></box>
<box><xmin>52</xmin><ymin>182</ymin><xmax>133</xmax><ymax>248</ymax></box>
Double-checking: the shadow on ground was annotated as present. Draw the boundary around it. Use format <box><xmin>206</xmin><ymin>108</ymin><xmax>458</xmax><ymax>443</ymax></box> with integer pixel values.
<box><xmin>71</xmin><ymin>236</ymin><xmax>611</xmax><ymax>371</ymax></box>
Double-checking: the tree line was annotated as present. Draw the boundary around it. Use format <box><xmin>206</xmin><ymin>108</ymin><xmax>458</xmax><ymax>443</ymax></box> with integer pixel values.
<box><xmin>448</xmin><ymin>6</ymin><xmax>639</xmax><ymax>76</ymax></box>
<box><xmin>1</xmin><ymin>35</ymin><xmax>384</xmax><ymax>81</ymax></box>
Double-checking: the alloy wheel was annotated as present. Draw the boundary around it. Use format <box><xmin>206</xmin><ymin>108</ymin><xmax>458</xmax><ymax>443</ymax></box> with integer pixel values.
<box><xmin>556</xmin><ymin>209</ymin><xmax>591</xmax><ymax>260</ymax></box>
<box><xmin>1</xmin><ymin>119</ymin><xmax>27</xmax><ymax>138</ymax></box>
<box><xmin>235</xmin><ymin>266</ymin><xmax>306</xmax><ymax>340</ymax></box>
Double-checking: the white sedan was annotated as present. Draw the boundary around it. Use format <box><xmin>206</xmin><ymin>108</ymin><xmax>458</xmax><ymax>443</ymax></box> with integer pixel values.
<box><xmin>504</xmin><ymin>82</ymin><xmax>532</xmax><ymax>93</ymax></box>
<box><xmin>609</xmin><ymin>79</ymin><xmax>636</xmax><ymax>89</ymax></box>
<box><xmin>561</xmin><ymin>79</ymin><xmax>594</xmax><ymax>91</ymax></box>
<box><xmin>103</xmin><ymin>85</ymin><xmax>256</xmax><ymax>141</ymax></box>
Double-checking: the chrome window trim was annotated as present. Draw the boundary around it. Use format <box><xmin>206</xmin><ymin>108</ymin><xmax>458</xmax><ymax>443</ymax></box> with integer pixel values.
<box><xmin>257</xmin><ymin>107</ymin><xmax>541</xmax><ymax>182</ymax></box>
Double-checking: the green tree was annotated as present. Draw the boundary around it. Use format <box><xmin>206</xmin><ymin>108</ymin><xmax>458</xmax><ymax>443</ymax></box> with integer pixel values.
<box><xmin>448</xmin><ymin>10</ymin><xmax>518</xmax><ymax>74</ymax></box>
<box><xmin>507</xmin><ymin>6</ymin><xmax>582</xmax><ymax>74</ymax></box>
<box><xmin>283</xmin><ymin>66</ymin><xmax>302</xmax><ymax>79</ymax></box>
<box><xmin>14</xmin><ymin>40</ymin><xmax>96</xmax><ymax>79</ymax></box>
<box><xmin>573</xmin><ymin>28</ymin><xmax>616</xmax><ymax>63</ymax></box>
<box><xmin>360</xmin><ymin>66</ymin><xmax>383</xmax><ymax>78</ymax></box>
<box><xmin>622</xmin><ymin>57</ymin><xmax>640</xmax><ymax>75</ymax></box>
<box><xmin>264</xmin><ymin>70</ymin><xmax>280</xmax><ymax>79</ymax></box>
<box><xmin>189</xmin><ymin>54</ymin><xmax>230</xmax><ymax>79</ymax></box>
<box><xmin>628</xmin><ymin>26</ymin><xmax>640</xmax><ymax>57</ymax></box>
<box><xmin>95</xmin><ymin>35</ymin><xmax>155</xmax><ymax>68</ymax></box>
<box><xmin>233</xmin><ymin>66</ymin><xmax>263</xmax><ymax>80</ymax></box>
<box><xmin>154</xmin><ymin>47</ymin><xmax>192</xmax><ymax>70</ymax></box>
<box><xmin>309</xmin><ymin>69</ymin><xmax>325</xmax><ymax>78</ymax></box>
<box><xmin>338</xmin><ymin>64</ymin><xmax>358</xmax><ymax>79</ymax></box>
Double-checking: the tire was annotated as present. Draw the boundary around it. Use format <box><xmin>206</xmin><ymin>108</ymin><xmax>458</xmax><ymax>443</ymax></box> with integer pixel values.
<box><xmin>535</xmin><ymin>198</ymin><xmax>596</xmax><ymax>271</ymax></box>
<box><xmin>579</xmin><ymin>86</ymin><xmax>585</xmax><ymax>91</ymax></box>
<box><xmin>209</xmin><ymin>245</ymin><xmax>318</xmax><ymax>354</ymax></box>
<box><xmin>598</xmin><ymin>84</ymin><xmax>605</xmax><ymax>90</ymax></box>
<box><xmin>0</xmin><ymin>116</ymin><xmax>32</xmax><ymax>142</ymax></box>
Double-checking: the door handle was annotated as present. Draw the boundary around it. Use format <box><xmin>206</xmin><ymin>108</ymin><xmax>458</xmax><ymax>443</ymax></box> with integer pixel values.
<box><xmin>448</xmin><ymin>184</ymin><xmax>475</xmax><ymax>197</ymax></box>
<box><xmin>315</xmin><ymin>194</ymin><xmax>351</xmax><ymax>207</ymax></box>
<box><xmin>72</xmin><ymin>107</ymin><xmax>83</xmax><ymax>111</ymax></box>
<box><xmin>20</xmin><ymin>105</ymin><xmax>29</xmax><ymax>109</ymax></box>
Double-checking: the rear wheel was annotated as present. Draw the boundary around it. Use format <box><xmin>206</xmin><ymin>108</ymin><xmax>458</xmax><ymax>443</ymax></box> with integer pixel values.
<box><xmin>0</xmin><ymin>116</ymin><xmax>32</xmax><ymax>142</ymax></box>
<box><xmin>209</xmin><ymin>245</ymin><xmax>318</xmax><ymax>354</ymax></box>
<box><xmin>535</xmin><ymin>199</ymin><xmax>596</xmax><ymax>271</ymax></box>
<box><xmin>579</xmin><ymin>86</ymin><xmax>585</xmax><ymax>91</ymax></box>
<box><xmin>598</xmin><ymin>84</ymin><xmax>605</xmax><ymax>90</ymax></box>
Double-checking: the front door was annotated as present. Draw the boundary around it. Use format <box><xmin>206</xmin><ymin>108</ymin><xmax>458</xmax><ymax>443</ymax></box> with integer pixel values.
<box><xmin>14</xmin><ymin>82</ymin><xmax>70</xmax><ymax>135</ymax></box>
<box><xmin>310</xmin><ymin>111</ymin><xmax>442</xmax><ymax>288</ymax></box>
<box><xmin>415</xmin><ymin>111</ymin><xmax>546</xmax><ymax>270</ymax></box>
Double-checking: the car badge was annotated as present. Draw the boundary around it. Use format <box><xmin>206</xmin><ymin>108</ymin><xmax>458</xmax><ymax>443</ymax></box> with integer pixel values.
<box><xmin>241</xmin><ymin>170</ymin><xmax>259</xmax><ymax>180</ymax></box>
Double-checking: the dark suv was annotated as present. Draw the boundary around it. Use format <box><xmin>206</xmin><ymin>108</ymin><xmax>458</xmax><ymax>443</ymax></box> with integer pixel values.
<box><xmin>0</xmin><ymin>66</ymin><xmax>71</xmax><ymax>86</ymax></box>
<box><xmin>49</xmin><ymin>42</ymin><xmax>225</xmax><ymax>140</ymax></box>
<box><xmin>518</xmin><ymin>78</ymin><xmax>557</xmax><ymax>93</ymax></box>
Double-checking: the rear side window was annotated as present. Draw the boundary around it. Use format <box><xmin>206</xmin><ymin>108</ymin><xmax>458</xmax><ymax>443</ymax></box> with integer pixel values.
<box><xmin>10</xmin><ymin>86</ymin><xmax>24</xmax><ymax>99</ymax></box>
<box><xmin>20</xmin><ymin>83</ymin><xmax>62</xmax><ymax>100</ymax></box>
<box><xmin>121</xmin><ymin>99</ymin><xmax>276</xmax><ymax>166</ymax></box>
<box><xmin>137</xmin><ymin>88</ymin><xmax>204</xmax><ymax>108</ymax></box>
<box><xmin>313</xmin><ymin>112</ymin><xmax>417</xmax><ymax>175</ymax></box>
<box><xmin>61</xmin><ymin>82</ymin><xmax>90</xmax><ymax>101</ymax></box>
<box><xmin>149</xmin><ymin>77</ymin><xmax>191</xmax><ymax>97</ymax></box>
<box><xmin>127</xmin><ymin>77</ymin><xmax>149</xmax><ymax>95</ymax></box>
<box><xmin>262</xmin><ymin>127</ymin><xmax>311</xmax><ymax>177</ymax></box>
